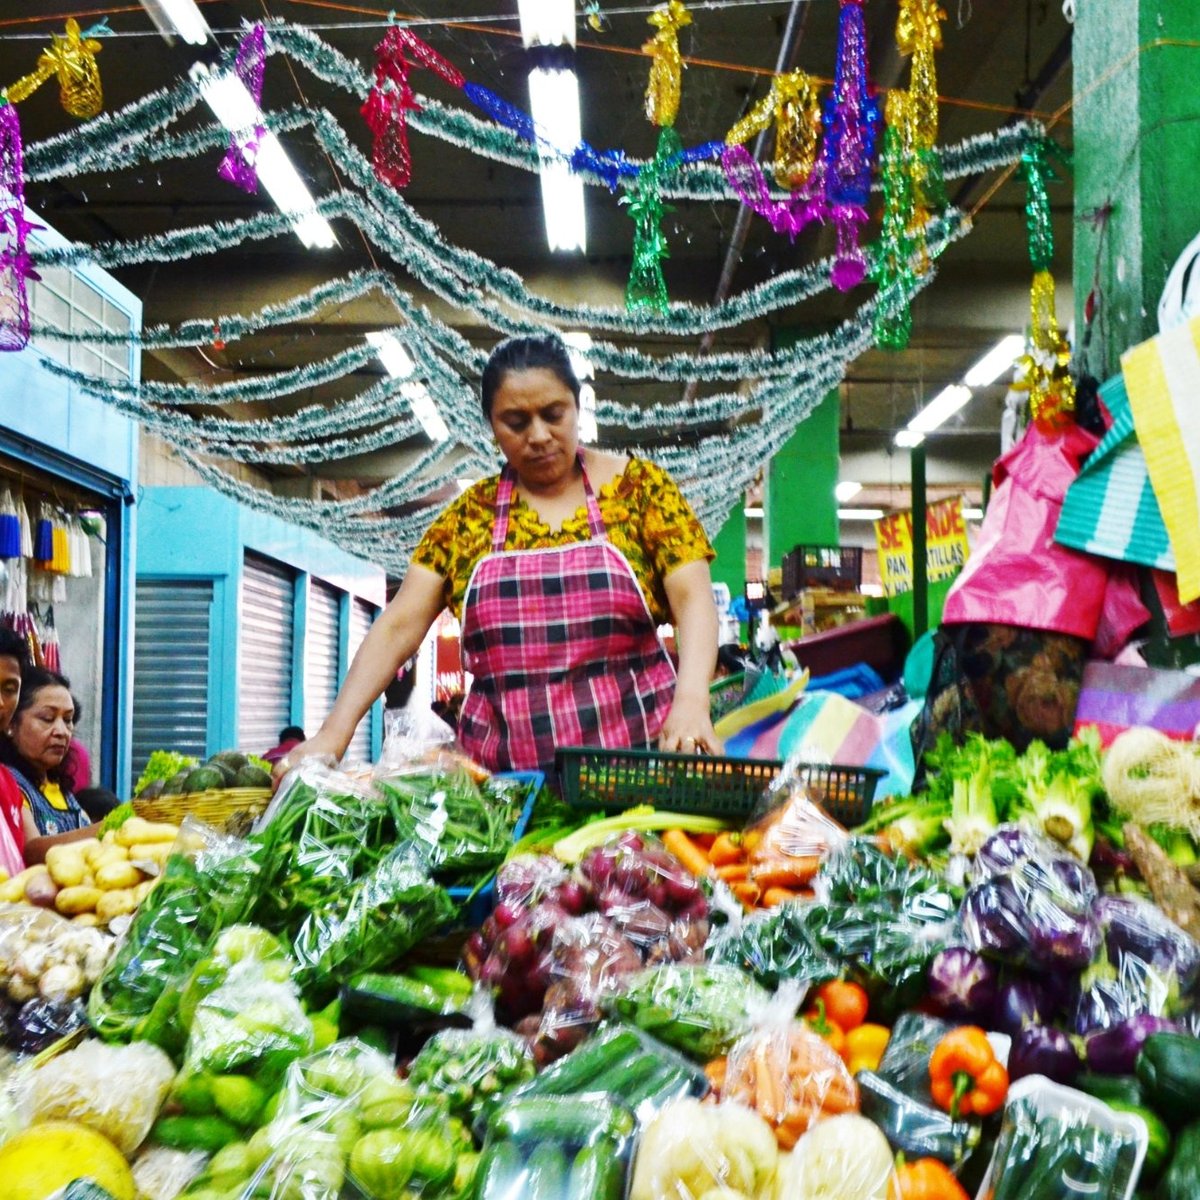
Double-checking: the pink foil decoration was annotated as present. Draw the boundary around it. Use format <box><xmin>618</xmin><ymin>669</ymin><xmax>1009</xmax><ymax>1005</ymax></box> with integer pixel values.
<box><xmin>363</xmin><ymin>26</ymin><xmax>465</xmax><ymax>191</ymax></box>
<box><xmin>721</xmin><ymin>143</ymin><xmax>827</xmax><ymax>240</ymax></box>
<box><xmin>0</xmin><ymin>103</ymin><xmax>40</xmax><ymax>353</ymax></box>
<box><xmin>217</xmin><ymin>23</ymin><xmax>267</xmax><ymax>194</ymax></box>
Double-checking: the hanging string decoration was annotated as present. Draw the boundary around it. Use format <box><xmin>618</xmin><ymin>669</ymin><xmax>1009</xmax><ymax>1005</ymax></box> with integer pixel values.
<box><xmin>643</xmin><ymin>1</ymin><xmax>692</xmax><ymax>128</ymax></box>
<box><xmin>216</xmin><ymin>23</ymin><xmax>268</xmax><ymax>194</ymax></box>
<box><xmin>871</xmin><ymin>92</ymin><xmax>918</xmax><ymax>350</ymax></box>
<box><xmin>725</xmin><ymin>69</ymin><xmax>823</xmax><ymax>190</ymax></box>
<box><xmin>0</xmin><ymin>102</ymin><xmax>39</xmax><ymax>353</ymax></box>
<box><xmin>623</xmin><ymin>127</ymin><xmax>681</xmax><ymax>312</ymax></box>
<box><xmin>823</xmin><ymin>0</ymin><xmax>882</xmax><ymax>291</ymax></box>
<box><xmin>1019</xmin><ymin>136</ymin><xmax>1065</xmax><ymax>272</ymax></box>
<box><xmin>3</xmin><ymin>19</ymin><xmax>106</xmax><ymax>121</ymax></box>
<box><xmin>1017</xmin><ymin>269</ymin><xmax>1075</xmax><ymax>426</ymax></box>
<box><xmin>362</xmin><ymin>25</ymin><xmax>465</xmax><ymax>191</ymax></box>
<box><xmin>895</xmin><ymin>0</ymin><xmax>947</xmax><ymax>246</ymax></box>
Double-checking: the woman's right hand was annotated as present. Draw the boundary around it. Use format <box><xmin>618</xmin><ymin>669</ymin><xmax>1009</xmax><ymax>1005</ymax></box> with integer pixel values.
<box><xmin>271</xmin><ymin>729</ymin><xmax>345</xmax><ymax>788</ymax></box>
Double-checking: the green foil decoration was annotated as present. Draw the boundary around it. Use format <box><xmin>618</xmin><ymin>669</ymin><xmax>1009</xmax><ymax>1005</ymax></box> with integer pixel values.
<box><xmin>1020</xmin><ymin>137</ymin><xmax>1058</xmax><ymax>272</ymax></box>
<box><xmin>872</xmin><ymin>98</ymin><xmax>917</xmax><ymax>350</ymax></box>
<box><xmin>623</xmin><ymin>126</ymin><xmax>681</xmax><ymax>313</ymax></box>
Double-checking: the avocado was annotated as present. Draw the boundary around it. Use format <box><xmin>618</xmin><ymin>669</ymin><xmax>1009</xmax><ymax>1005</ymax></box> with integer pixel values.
<box><xmin>163</xmin><ymin>769</ymin><xmax>192</xmax><ymax>795</ymax></box>
<box><xmin>137</xmin><ymin>777</ymin><xmax>166</xmax><ymax>800</ymax></box>
<box><xmin>209</xmin><ymin>750</ymin><xmax>248</xmax><ymax>772</ymax></box>
<box><xmin>234</xmin><ymin>764</ymin><xmax>272</xmax><ymax>789</ymax></box>
<box><xmin>184</xmin><ymin>765</ymin><xmax>227</xmax><ymax>792</ymax></box>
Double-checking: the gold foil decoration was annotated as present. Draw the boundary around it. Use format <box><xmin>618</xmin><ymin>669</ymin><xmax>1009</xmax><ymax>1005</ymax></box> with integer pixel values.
<box><xmin>1019</xmin><ymin>269</ymin><xmax>1076</xmax><ymax>427</ymax></box>
<box><xmin>725</xmin><ymin>70</ymin><xmax>823</xmax><ymax>191</ymax></box>
<box><xmin>896</xmin><ymin>0</ymin><xmax>945</xmax><ymax>151</ymax></box>
<box><xmin>643</xmin><ymin>0</ymin><xmax>691</xmax><ymax>128</ymax></box>
<box><xmin>3</xmin><ymin>19</ymin><xmax>103</xmax><ymax>120</ymax></box>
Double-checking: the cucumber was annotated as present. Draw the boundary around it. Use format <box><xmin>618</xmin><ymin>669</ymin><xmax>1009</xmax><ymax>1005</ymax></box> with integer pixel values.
<box><xmin>405</xmin><ymin>964</ymin><xmax>474</xmax><ymax>998</ymax></box>
<box><xmin>529</xmin><ymin>1028</ymin><xmax>644</xmax><ymax>1095</ymax></box>
<box><xmin>525</xmin><ymin>1142</ymin><xmax>568</xmax><ymax>1200</ymax></box>
<box><xmin>623</xmin><ymin>1063</ymin><xmax>699</xmax><ymax>1109</ymax></box>
<box><xmin>589</xmin><ymin>1051</ymin><xmax>662</xmax><ymax>1096</ymax></box>
<box><xmin>567</xmin><ymin>1142</ymin><xmax>624</xmax><ymax>1200</ymax></box>
<box><xmin>346</xmin><ymin>971</ymin><xmax>465</xmax><ymax>1014</ymax></box>
<box><xmin>490</xmin><ymin>1097</ymin><xmax>634</xmax><ymax>1145</ymax></box>
<box><xmin>474</xmin><ymin>1139</ymin><xmax>524</xmax><ymax>1200</ymax></box>
<box><xmin>1073</xmin><ymin>1072</ymin><xmax>1146</xmax><ymax>1107</ymax></box>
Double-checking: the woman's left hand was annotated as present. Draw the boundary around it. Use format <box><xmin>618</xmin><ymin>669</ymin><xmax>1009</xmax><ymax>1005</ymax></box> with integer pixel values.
<box><xmin>658</xmin><ymin>695</ymin><xmax>723</xmax><ymax>756</ymax></box>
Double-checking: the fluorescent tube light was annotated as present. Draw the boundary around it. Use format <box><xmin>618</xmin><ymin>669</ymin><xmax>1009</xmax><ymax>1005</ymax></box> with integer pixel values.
<box><xmin>562</xmin><ymin>331</ymin><xmax>596</xmax><ymax>442</ymax></box>
<box><xmin>366</xmin><ymin>331</ymin><xmax>414</xmax><ymax>380</ymax></box>
<box><xmin>894</xmin><ymin>429</ymin><xmax>925</xmax><ymax>448</ymax></box>
<box><xmin>517</xmin><ymin>0</ymin><xmax>576</xmax><ymax>47</ymax></box>
<box><xmin>964</xmin><ymin>506</ymin><xmax>985</xmax><ymax>520</ymax></box>
<box><xmin>963</xmin><ymin>334</ymin><xmax>1026</xmax><ymax>388</ymax></box>
<box><xmin>577</xmin><ymin>384</ymin><xmax>598</xmax><ymax>444</ymax></box>
<box><xmin>141</xmin><ymin>0</ymin><xmax>210</xmax><ymax>44</ymax></box>
<box><xmin>838</xmin><ymin>508</ymin><xmax>886</xmax><ymax>520</ymax></box>
<box><xmin>191</xmin><ymin>64</ymin><xmax>337</xmax><ymax>250</ymax></box>
<box><xmin>909</xmin><ymin>384</ymin><xmax>973</xmax><ymax>434</ymax></box>
<box><xmin>744</xmin><ymin>506</ymin><xmax>764</xmax><ymax>518</ymax></box>
<box><xmin>835</xmin><ymin>480</ymin><xmax>862</xmax><ymax>503</ymax></box>
<box><xmin>528</xmin><ymin>67</ymin><xmax>586</xmax><ymax>252</ymax></box>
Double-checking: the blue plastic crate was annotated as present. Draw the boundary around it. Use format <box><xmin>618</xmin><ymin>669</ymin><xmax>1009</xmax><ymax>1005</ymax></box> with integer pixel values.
<box><xmin>447</xmin><ymin>769</ymin><xmax>543</xmax><ymax>926</ymax></box>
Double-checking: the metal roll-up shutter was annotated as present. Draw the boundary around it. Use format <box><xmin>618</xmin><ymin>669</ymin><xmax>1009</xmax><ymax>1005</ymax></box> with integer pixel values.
<box><xmin>131</xmin><ymin>579</ymin><xmax>213</xmax><ymax>785</ymax></box>
<box><xmin>346</xmin><ymin>597</ymin><xmax>378</xmax><ymax>764</ymax></box>
<box><xmin>239</xmin><ymin>553</ymin><xmax>296</xmax><ymax>757</ymax></box>
<box><xmin>304</xmin><ymin>580</ymin><xmax>341</xmax><ymax>739</ymax></box>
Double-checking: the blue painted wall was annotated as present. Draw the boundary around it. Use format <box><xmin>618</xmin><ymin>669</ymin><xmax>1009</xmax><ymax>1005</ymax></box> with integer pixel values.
<box><xmin>0</xmin><ymin>218</ymin><xmax>141</xmax><ymax>794</ymax></box>
<box><xmin>137</xmin><ymin>486</ymin><xmax>387</xmax><ymax>758</ymax></box>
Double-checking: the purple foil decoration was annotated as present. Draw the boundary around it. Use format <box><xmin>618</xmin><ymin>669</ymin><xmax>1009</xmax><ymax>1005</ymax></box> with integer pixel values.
<box><xmin>822</xmin><ymin>0</ymin><xmax>880</xmax><ymax>289</ymax></box>
<box><xmin>0</xmin><ymin>102</ymin><xmax>40</xmax><ymax>353</ymax></box>
<box><xmin>217</xmin><ymin>23</ymin><xmax>267</xmax><ymax>195</ymax></box>
<box><xmin>721</xmin><ymin>143</ymin><xmax>827</xmax><ymax>241</ymax></box>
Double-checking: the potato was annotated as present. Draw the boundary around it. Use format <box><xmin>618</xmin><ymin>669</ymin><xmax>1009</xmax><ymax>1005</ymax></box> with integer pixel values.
<box><xmin>101</xmin><ymin>830</ymin><xmax>119</xmax><ymax>847</ymax></box>
<box><xmin>23</xmin><ymin>872</ymin><xmax>60</xmax><ymax>909</ymax></box>
<box><xmin>55</xmin><ymin>886</ymin><xmax>103</xmax><ymax>916</ymax></box>
<box><xmin>132</xmin><ymin>879</ymin><xmax>157</xmax><ymax>905</ymax></box>
<box><xmin>96</xmin><ymin>889</ymin><xmax>138</xmax><ymax>922</ymax></box>
<box><xmin>91</xmin><ymin>846</ymin><xmax>129</xmax><ymax>869</ymax></box>
<box><xmin>71</xmin><ymin>912</ymin><xmax>102</xmax><ymax>928</ymax></box>
<box><xmin>129</xmin><ymin>841</ymin><xmax>175</xmax><ymax>869</ymax></box>
<box><xmin>95</xmin><ymin>861</ymin><xmax>142</xmax><ymax>892</ymax></box>
<box><xmin>0</xmin><ymin>877</ymin><xmax>25</xmax><ymax>903</ymax></box>
<box><xmin>45</xmin><ymin>846</ymin><xmax>88</xmax><ymax>889</ymax></box>
<box><xmin>115</xmin><ymin>818</ymin><xmax>179</xmax><ymax>848</ymax></box>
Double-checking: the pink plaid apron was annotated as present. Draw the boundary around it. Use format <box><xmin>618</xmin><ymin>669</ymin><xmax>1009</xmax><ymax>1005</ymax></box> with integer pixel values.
<box><xmin>458</xmin><ymin>456</ymin><xmax>676</xmax><ymax>774</ymax></box>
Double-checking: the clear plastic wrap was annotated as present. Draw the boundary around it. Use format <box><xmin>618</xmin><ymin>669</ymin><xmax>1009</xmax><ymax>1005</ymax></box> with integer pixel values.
<box><xmin>1073</xmin><ymin>893</ymin><xmax>1200</xmax><ymax>1032</ymax></box>
<box><xmin>0</xmin><ymin>904</ymin><xmax>112</xmax><ymax>1043</ymax></box>
<box><xmin>744</xmin><ymin>772</ymin><xmax>848</xmax><ymax>898</ymax></box>
<box><xmin>292</xmin><ymin>845</ymin><xmax>455</xmax><ymax>991</ymax></box>
<box><xmin>132</xmin><ymin>1145</ymin><xmax>208</xmax><ymax>1200</ymax></box>
<box><xmin>88</xmin><ymin>818</ymin><xmax>264</xmax><ymax>1045</ymax></box>
<box><xmin>628</xmin><ymin>1096</ymin><xmax>780</xmax><ymax>1200</ymax></box>
<box><xmin>706</xmin><ymin>1015</ymin><xmax>859</xmax><ymax>1149</ymax></box>
<box><xmin>25</xmin><ymin>1037</ymin><xmax>176</xmax><ymax>1155</ymax></box>
<box><xmin>976</xmin><ymin>1076</ymin><xmax>1148</xmax><ymax>1200</ymax></box>
<box><xmin>608</xmin><ymin>961</ymin><xmax>770</xmax><ymax>1061</ymax></box>
<box><xmin>476</xmin><ymin>1093</ymin><xmax>634</xmax><ymax>1200</ymax></box>
<box><xmin>774</xmin><ymin>1113</ymin><xmax>896</xmax><ymax>1200</ymax></box>
<box><xmin>961</xmin><ymin>825</ymin><xmax>1100</xmax><ymax>973</ymax></box>
<box><xmin>374</xmin><ymin>762</ymin><xmax>509</xmax><ymax>879</ymax></box>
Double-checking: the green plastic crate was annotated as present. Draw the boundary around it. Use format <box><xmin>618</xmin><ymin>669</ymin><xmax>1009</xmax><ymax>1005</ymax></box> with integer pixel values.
<box><xmin>556</xmin><ymin>747</ymin><xmax>884</xmax><ymax>824</ymax></box>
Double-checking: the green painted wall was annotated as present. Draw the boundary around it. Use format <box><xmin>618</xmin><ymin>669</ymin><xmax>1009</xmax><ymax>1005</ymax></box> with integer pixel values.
<box><xmin>1074</xmin><ymin>3</ymin><xmax>1200</xmax><ymax>377</ymax></box>
<box><xmin>764</xmin><ymin>388</ymin><xmax>840</xmax><ymax>570</ymax></box>
<box><xmin>710</xmin><ymin>501</ymin><xmax>746</xmax><ymax>599</ymax></box>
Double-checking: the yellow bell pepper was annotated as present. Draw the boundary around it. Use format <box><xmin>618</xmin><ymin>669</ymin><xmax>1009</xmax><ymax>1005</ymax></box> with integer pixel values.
<box><xmin>845</xmin><ymin>1022</ymin><xmax>891</xmax><ymax>1075</ymax></box>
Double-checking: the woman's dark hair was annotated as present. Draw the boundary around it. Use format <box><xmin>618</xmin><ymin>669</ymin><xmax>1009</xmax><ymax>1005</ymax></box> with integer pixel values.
<box><xmin>278</xmin><ymin>725</ymin><xmax>305</xmax><ymax>743</ymax></box>
<box><xmin>0</xmin><ymin>628</ymin><xmax>30</xmax><ymax>669</ymax></box>
<box><xmin>0</xmin><ymin>667</ymin><xmax>77</xmax><ymax>788</ymax></box>
<box><xmin>480</xmin><ymin>334</ymin><xmax>581</xmax><ymax>419</ymax></box>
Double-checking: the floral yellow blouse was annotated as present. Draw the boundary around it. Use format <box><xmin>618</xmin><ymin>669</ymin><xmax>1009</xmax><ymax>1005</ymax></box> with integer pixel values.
<box><xmin>412</xmin><ymin>457</ymin><xmax>713</xmax><ymax>625</ymax></box>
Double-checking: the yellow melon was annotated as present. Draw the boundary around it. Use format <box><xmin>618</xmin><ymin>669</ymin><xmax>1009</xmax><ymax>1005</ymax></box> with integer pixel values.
<box><xmin>0</xmin><ymin>1120</ymin><xmax>135</xmax><ymax>1200</ymax></box>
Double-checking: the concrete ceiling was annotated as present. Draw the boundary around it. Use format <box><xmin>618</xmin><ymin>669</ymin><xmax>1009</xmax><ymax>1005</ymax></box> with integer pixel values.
<box><xmin>0</xmin><ymin>0</ymin><xmax>1077</xmax><ymax>513</ymax></box>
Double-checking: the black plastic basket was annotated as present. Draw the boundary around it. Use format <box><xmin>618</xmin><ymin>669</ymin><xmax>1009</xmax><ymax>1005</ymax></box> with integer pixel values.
<box><xmin>782</xmin><ymin>544</ymin><xmax>864</xmax><ymax>597</ymax></box>
<box><xmin>557</xmin><ymin>747</ymin><xmax>885</xmax><ymax>825</ymax></box>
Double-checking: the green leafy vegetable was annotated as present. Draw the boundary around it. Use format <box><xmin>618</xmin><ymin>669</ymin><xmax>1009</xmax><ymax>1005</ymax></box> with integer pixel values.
<box><xmin>133</xmin><ymin>749</ymin><xmax>200</xmax><ymax>798</ymax></box>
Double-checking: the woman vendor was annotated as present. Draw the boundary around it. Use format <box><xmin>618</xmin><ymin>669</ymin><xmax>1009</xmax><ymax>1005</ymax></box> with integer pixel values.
<box><xmin>0</xmin><ymin>629</ymin><xmax>28</xmax><ymax>875</ymax></box>
<box><xmin>281</xmin><ymin>334</ymin><xmax>723</xmax><ymax>780</ymax></box>
<box><xmin>0</xmin><ymin>667</ymin><xmax>100</xmax><ymax>863</ymax></box>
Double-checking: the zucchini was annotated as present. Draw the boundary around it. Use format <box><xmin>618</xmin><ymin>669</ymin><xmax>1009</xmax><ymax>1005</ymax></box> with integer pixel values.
<box><xmin>1074</xmin><ymin>1072</ymin><xmax>1146</xmax><ymax>1108</ymax></box>
<box><xmin>623</xmin><ymin>1062</ymin><xmax>697</xmax><ymax>1109</ymax></box>
<box><xmin>525</xmin><ymin>1143</ymin><xmax>568</xmax><ymax>1200</ymax></box>
<box><xmin>589</xmin><ymin>1051</ymin><xmax>663</xmax><ymax>1096</ymax></box>
<box><xmin>1136</xmin><ymin>1033</ymin><xmax>1200</xmax><ymax>1128</ymax></box>
<box><xmin>528</xmin><ymin>1027</ymin><xmax>644</xmax><ymax>1095</ymax></box>
<box><xmin>490</xmin><ymin>1096</ymin><xmax>634</xmax><ymax>1145</ymax></box>
<box><xmin>567</xmin><ymin>1142</ymin><xmax>624</xmax><ymax>1200</ymax></box>
<box><xmin>474</xmin><ymin>1139</ymin><xmax>524</xmax><ymax>1200</ymax></box>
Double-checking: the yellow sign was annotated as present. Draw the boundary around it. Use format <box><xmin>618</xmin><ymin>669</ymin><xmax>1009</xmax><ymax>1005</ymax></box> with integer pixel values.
<box><xmin>874</xmin><ymin>496</ymin><xmax>970</xmax><ymax>597</ymax></box>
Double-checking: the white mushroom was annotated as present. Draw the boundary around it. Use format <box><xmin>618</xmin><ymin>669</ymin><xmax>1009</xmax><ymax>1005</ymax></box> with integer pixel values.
<box><xmin>38</xmin><ymin>962</ymin><xmax>85</xmax><ymax>1001</ymax></box>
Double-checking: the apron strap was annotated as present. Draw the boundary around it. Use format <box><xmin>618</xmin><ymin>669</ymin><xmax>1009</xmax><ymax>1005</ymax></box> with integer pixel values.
<box><xmin>492</xmin><ymin>451</ymin><xmax>605</xmax><ymax>551</ymax></box>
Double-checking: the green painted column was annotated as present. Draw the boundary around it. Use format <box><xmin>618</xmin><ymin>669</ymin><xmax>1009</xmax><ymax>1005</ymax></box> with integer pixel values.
<box><xmin>1074</xmin><ymin>4</ymin><xmax>1200</xmax><ymax>377</ymax></box>
<box><xmin>710</xmin><ymin>501</ymin><xmax>746</xmax><ymax>599</ymax></box>
<box><xmin>764</xmin><ymin>388</ymin><xmax>840</xmax><ymax>571</ymax></box>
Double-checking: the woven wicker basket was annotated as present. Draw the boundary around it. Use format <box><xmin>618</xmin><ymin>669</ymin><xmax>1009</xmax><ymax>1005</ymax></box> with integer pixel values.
<box><xmin>133</xmin><ymin>786</ymin><xmax>272</xmax><ymax>835</ymax></box>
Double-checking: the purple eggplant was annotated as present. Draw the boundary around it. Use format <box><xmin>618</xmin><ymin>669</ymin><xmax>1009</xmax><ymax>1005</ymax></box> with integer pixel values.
<box><xmin>976</xmin><ymin>826</ymin><xmax>1040</xmax><ymax>875</ymax></box>
<box><xmin>1009</xmin><ymin>1024</ymin><xmax>1081</xmax><ymax>1084</ymax></box>
<box><xmin>992</xmin><ymin>975</ymin><xmax>1055</xmax><ymax>1037</ymax></box>
<box><xmin>1094</xmin><ymin>894</ymin><xmax>1200</xmax><ymax>985</ymax></box>
<box><xmin>1027</xmin><ymin>906</ymin><xmax>1100</xmax><ymax>971</ymax></box>
<box><xmin>962</xmin><ymin>879</ymin><xmax>1026</xmax><ymax>958</ymax></box>
<box><xmin>1084</xmin><ymin>1014</ymin><xmax>1178</xmax><ymax>1075</ymax></box>
<box><xmin>926</xmin><ymin>948</ymin><xmax>1001</xmax><ymax>1019</ymax></box>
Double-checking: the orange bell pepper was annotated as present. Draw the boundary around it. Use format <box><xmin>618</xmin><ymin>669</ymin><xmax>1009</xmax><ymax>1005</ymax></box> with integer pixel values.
<box><xmin>845</xmin><ymin>1022</ymin><xmax>891</xmax><ymax>1075</ymax></box>
<box><xmin>888</xmin><ymin>1156</ymin><xmax>971</xmax><ymax>1200</ymax></box>
<box><xmin>802</xmin><ymin>1001</ymin><xmax>847</xmax><ymax>1061</ymax></box>
<box><xmin>929</xmin><ymin>1025</ymin><xmax>1009</xmax><ymax>1119</ymax></box>
<box><xmin>813</xmin><ymin>979</ymin><xmax>870</xmax><ymax>1031</ymax></box>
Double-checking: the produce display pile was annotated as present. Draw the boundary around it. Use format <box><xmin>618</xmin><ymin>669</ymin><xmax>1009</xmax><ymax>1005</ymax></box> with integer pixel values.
<box><xmin>0</xmin><ymin>726</ymin><xmax>1199</xmax><ymax>1200</ymax></box>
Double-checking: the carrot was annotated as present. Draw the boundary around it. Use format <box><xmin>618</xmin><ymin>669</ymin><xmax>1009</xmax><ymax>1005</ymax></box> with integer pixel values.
<box><xmin>761</xmin><ymin>886</ymin><xmax>801</xmax><ymax>907</ymax></box>
<box><xmin>751</xmin><ymin>858</ymin><xmax>823</xmax><ymax>889</ymax></box>
<box><xmin>691</xmin><ymin>831</ymin><xmax>718</xmax><ymax>851</ymax></box>
<box><xmin>662</xmin><ymin>829</ymin><xmax>713</xmax><ymax>878</ymax></box>
<box><xmin>708</xmin><ymin>831</ymin><xmax>744</xmax><ymax>867</ymax></box>
<box><xmin>753</xmin><ymin>1042</ymin><xmax>783</xmax><ymax>1122</ymax></box>
<box><xmin>731</xmin><ymin>880</ymin><xmax>762</xmax><ymax>908</ymax></box>
<box><xmin>705</xmin><ymin>1057</ymin><xmax>727</xmax><ymax>1093</ymax></box>
<box><xmin>716</xmin><ymin>862</ymin><xmax>750</xmax><ymax>883</ymax></box>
